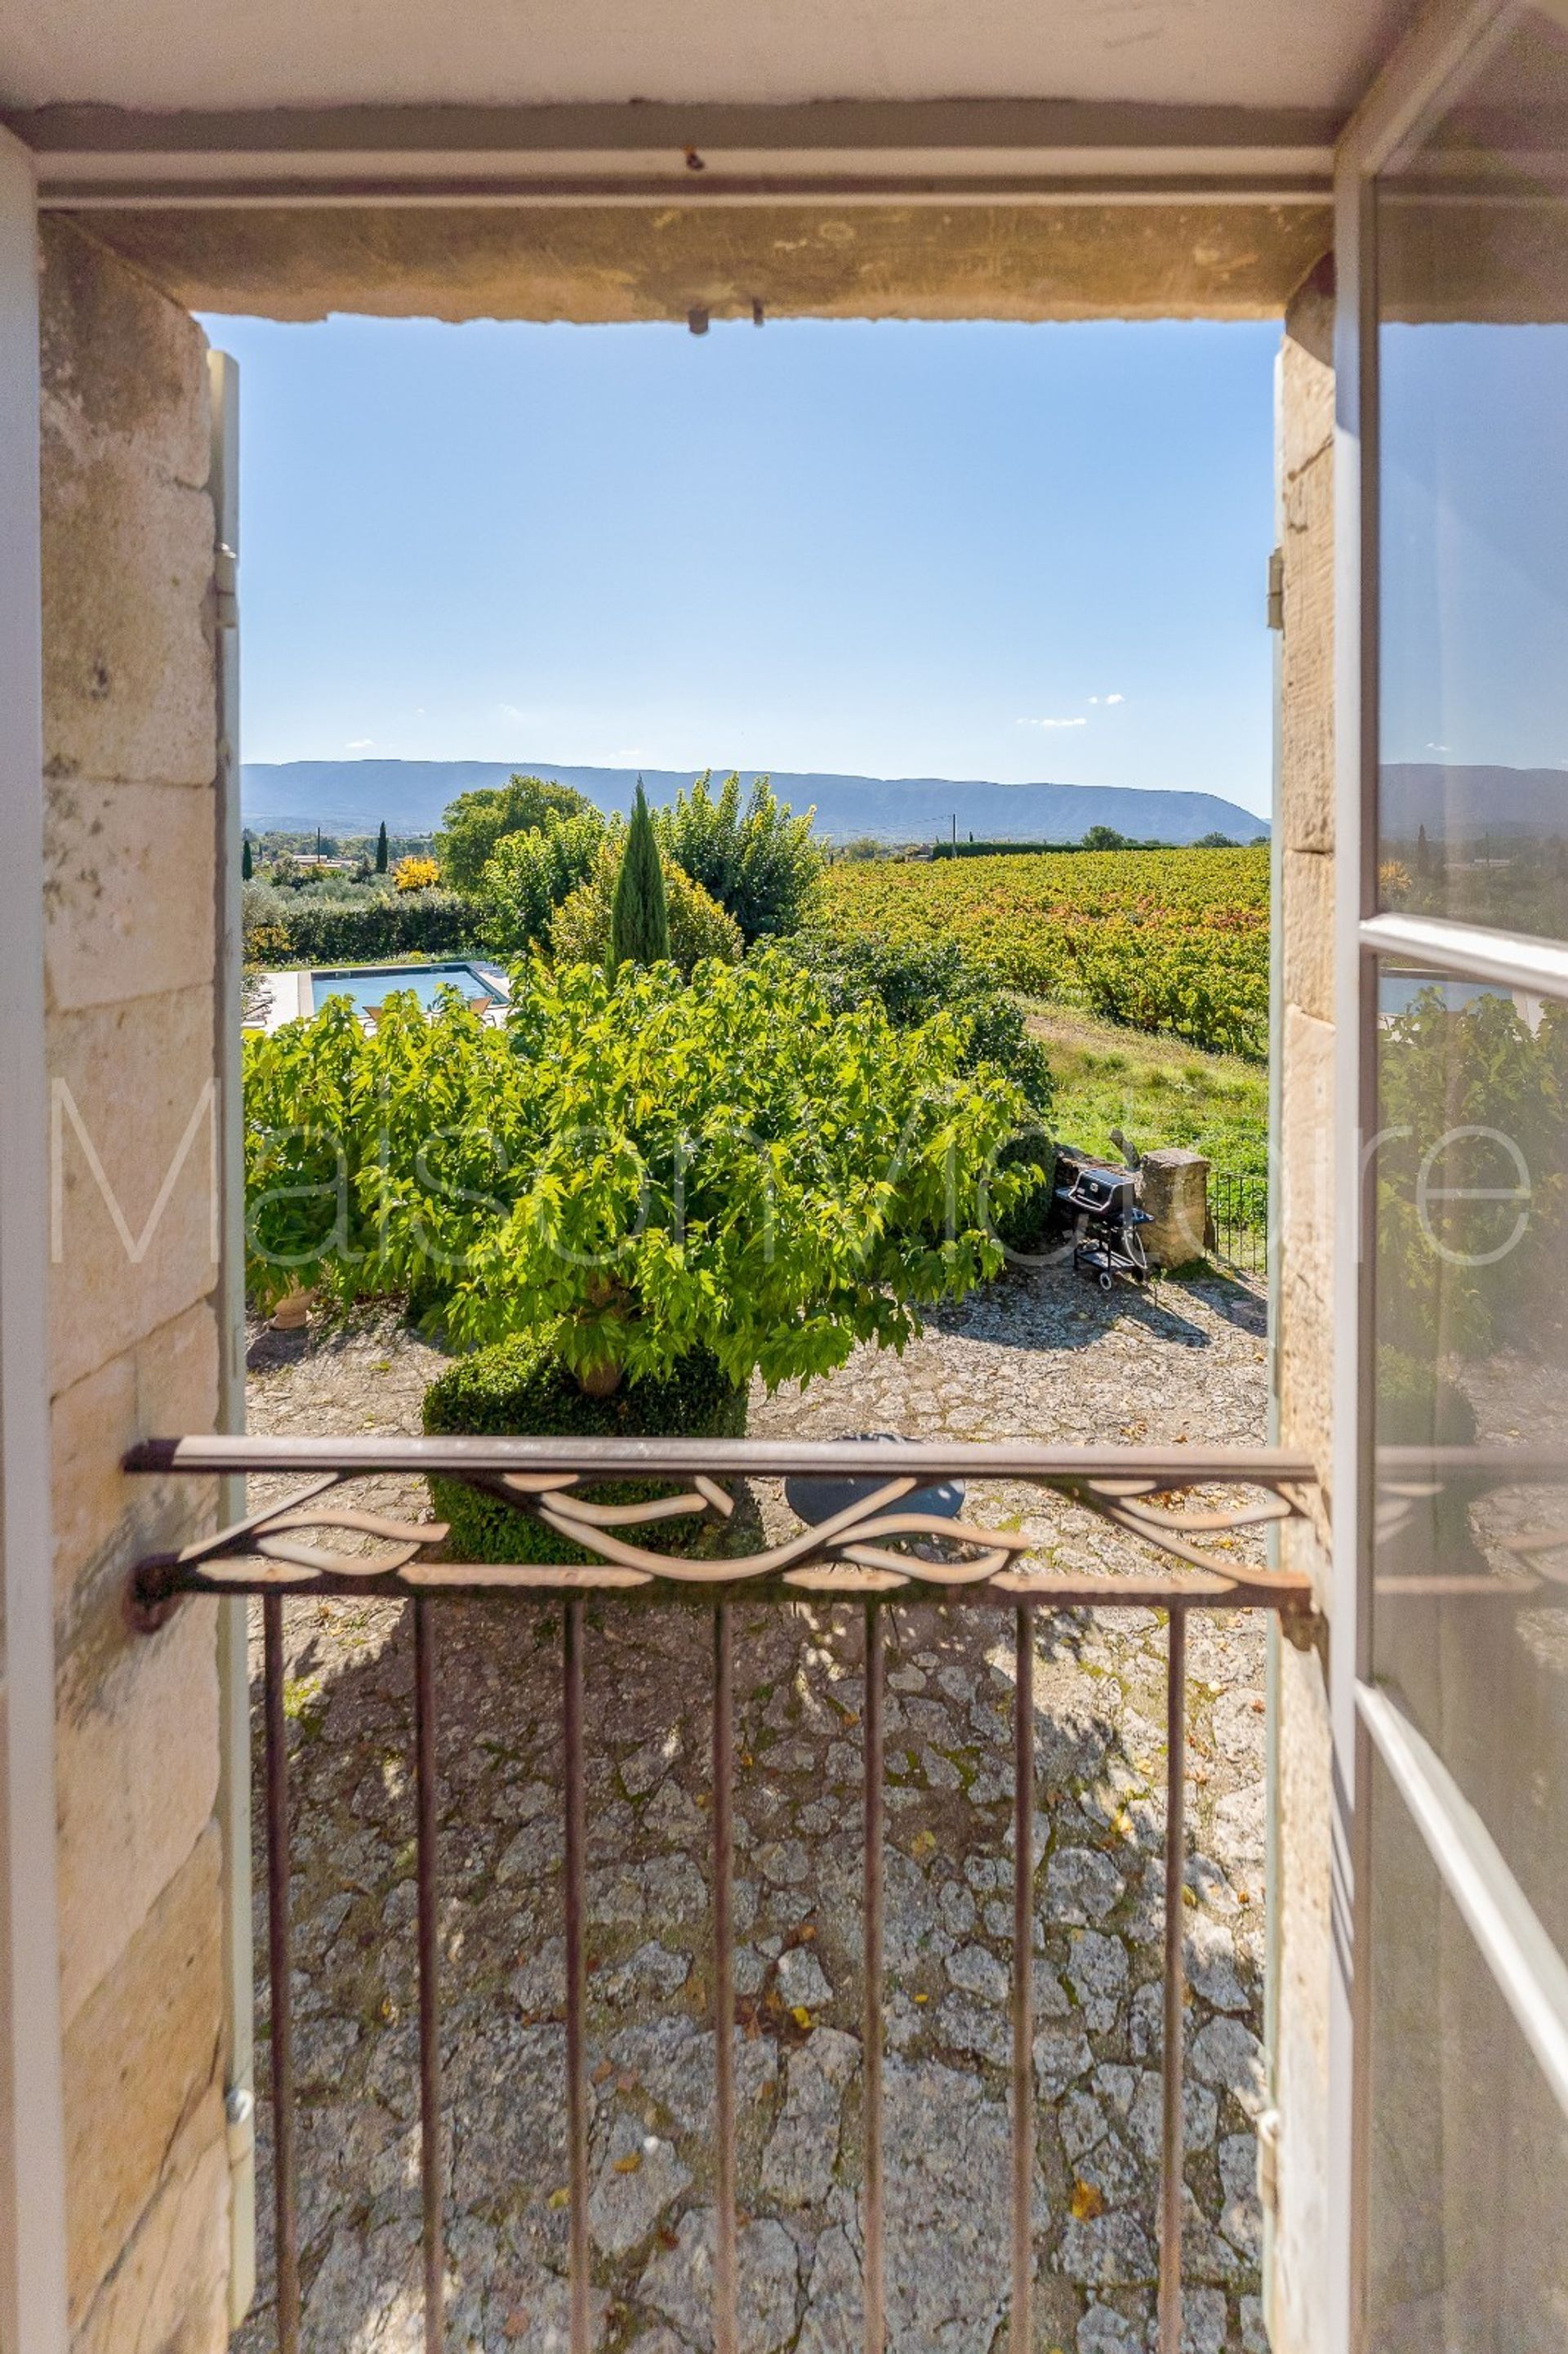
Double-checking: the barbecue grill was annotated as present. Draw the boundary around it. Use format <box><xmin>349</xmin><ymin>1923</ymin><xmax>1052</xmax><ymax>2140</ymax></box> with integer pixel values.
<box><xmin>1053</xmin><ymin>1147</ymin><xmax>1154</xmax><ymax>1289</ymax></box>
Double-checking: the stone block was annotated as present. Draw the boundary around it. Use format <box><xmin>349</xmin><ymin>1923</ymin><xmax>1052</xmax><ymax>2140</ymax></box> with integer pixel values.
<box><xmin>47</xmin><ymin>984</ymin><xmax>219</xmax><ymax>1398</ymax></box>
<box><xmin>56</xmin><ymin>1597</ymin><xmax>219</xmax><ymax>2031</ymax></box>
<box><xmin>1278</xmin><ymin>1006</ymin><xmax>1334</xmax><ymax>1316</ymax></box>
<box><xmin>1281</xmin><ymin>846</ymin><xmax>1334</xmax><ymax>1028</ymax></box>
<box><xmin>1281</xmin><ymin>252</ymin><xmax>1334</xmax><ymax>483</ymax></box>
<box><xmin>1276</xmin><ymin>1263</ymin><xmax>1333</xmax><ymax>1474</ymax></box>
<box><xmin>51</xmin><ymin>1299</ymin><xmax>217</xmax><ymax>1643</ymax></box>
<box><xmin>1138</xmin><ymin>1147</ymin><xmax>1209</xmax><ymax>1268</ymax></box>
<box><xmin>46</xmin><ymin>776</ymin><xmax>216</xmax><ymax>1015</ymax></box>
<box><xmin>63</xmin><ymin>1822</ymin><xmax>224</xmax><ymax>2323</ymax></box>
<box><xmin>1280</xmin><ymin>448</ymin><xmax>1334</xmax><ymax>857</ymax></box>
<box><xmin>39</xmin><ymin>220</ymin><xmax>211</xmax><ymax>488</ymax></box>
<box><xmin>40</xmin><ymin>221</ymin><xmax>215</xmax><ymax>791</ymax></box>
<box><xmin>72</xmin><ymin>2091</ymin><xmax>229</xmax><ymax>2354</ymax></box>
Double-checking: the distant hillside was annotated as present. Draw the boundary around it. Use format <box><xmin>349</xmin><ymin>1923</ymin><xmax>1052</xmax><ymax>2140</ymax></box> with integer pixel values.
<box><xmin>1380</xmin><ymin>762</ymin><xmax>1568</xmax><ymax>840</ymax></box>
<box><xmin>242</xmin><ymin>759</ymin><xmax>1268</xmax><ymax>847</ymax></box>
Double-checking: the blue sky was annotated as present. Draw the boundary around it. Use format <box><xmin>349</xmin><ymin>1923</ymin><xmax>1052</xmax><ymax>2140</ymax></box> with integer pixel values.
<box><xmin>199</xmin><ymin>314</ymin><xmax>1281</xmax><ymax>817</ymax></box>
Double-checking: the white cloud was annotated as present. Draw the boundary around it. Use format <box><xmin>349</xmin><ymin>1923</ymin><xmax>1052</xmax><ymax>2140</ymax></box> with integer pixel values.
<box><xmin>1016</xmin><ymin>716</ymin><xmax>1087</xmax><ymax>729</ymax></box>
<box><xmin>345</xmin><ymin>737</ymin><xmax>375</xmax><ymax>750</ymax></box>
<box><xmin>1106</xmin><ymin>692</ymin><xmax>1125</xmax><ymax>705</ymax></box>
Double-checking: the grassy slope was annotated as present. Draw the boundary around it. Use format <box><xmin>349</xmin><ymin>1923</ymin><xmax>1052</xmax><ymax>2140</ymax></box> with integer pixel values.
<box><xmin>1021</xmin><ymin>999</ymin><xmax>1268</xmax><ymax>1188</ymax></box>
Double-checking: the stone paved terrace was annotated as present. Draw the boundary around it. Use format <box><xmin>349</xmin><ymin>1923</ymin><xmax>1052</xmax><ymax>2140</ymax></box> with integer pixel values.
<box><xmin>235</xmin><ymin>1263</ymin><xmax>1272</xmax><ymax>2354</ymax></box>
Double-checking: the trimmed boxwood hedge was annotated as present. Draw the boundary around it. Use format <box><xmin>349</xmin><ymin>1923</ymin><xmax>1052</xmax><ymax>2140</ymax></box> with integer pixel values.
<box><xmin>422</xmin><ymin>1327</ymin><xmax>748</xmax><ymax>1563</ymax></box>
<box><xmin>245</xmin><ymin>889</ymin><xmax>478</xmax><ymax>967</ymax></box>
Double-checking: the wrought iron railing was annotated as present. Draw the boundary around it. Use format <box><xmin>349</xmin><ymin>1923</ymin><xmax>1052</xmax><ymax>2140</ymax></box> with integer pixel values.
<box><xmin>125</xmin><ymin>1434</ymin><xmax>1318</xmax><ymax>2354</ymax></box>
<box><xmin>1207</xmin><ymin>1171</ymin><xmax>1268</xmax><ymax>1281</ymax></box>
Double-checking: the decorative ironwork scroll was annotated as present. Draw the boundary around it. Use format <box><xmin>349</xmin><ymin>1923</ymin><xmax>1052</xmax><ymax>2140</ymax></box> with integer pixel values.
<box><xmin>124</xmin><ymin>1434</ymin><xmax>1319</xmax><ymax>1629</ymax></box>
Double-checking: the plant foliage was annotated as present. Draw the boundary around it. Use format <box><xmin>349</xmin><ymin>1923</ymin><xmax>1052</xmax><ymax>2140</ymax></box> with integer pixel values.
<box><xmin>819</xmin><ymin>847</ymin><xmax>1269</xmax><ymax>1059</ymax></box>
<box><xmin>551</xmin><ymin>840</ymin><xmax>742</xmax><ymax>976</ymax></box>
<box><xmin>243</xmin><ymin>952</ymin><xmax>1042</xmax><ymax>1389</ymax></box>
<box><xmin>477</xmin><ymin>812</ymin><xmax>607</xmax><ymax>955</ymax></box>
<box><xmin>243</xmin><ymin>886</ymin><xmax>477</xmax><ymax>965</ymax></box>
<box><xmin>1375</xmin><ymin>988</ymin><xmax>1568</xmax><ymax>1358</ymax></box>
<box><xmin>612</xmin><ymin>782</ymin><xmax>670</xmax><ymax>969</ymax></box>
<box><xmin>656</xmin><ymin>771</ymin><xmax>824</xmax><ymax>942</ymax></box>
<box><xmin>423</xmin><ymin>1327</ymin><xmax>746</xmax><ymax>1561</ymax></box>
<box><xmin>435</xmin><ymin>774</ymin><xmax>597</xmax><ymax>894</ymax></box>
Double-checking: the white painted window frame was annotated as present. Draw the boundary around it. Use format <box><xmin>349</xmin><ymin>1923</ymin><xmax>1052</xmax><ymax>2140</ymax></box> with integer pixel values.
<box><xmin>1330</xmin><ymin>3</ymin><xmax>1568</xmax><ymax>2345</ymax></box>
<box><xmin>0</xmin><ymin>123</ymin><xmax>70</xmax><ymax>2354</ymax></box>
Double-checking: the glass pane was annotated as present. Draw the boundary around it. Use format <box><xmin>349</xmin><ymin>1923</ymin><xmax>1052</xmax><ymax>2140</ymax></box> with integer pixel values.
<box><xmin>1365</xmin><ymin>1753</ymin><xmax>1568</xmax><ymax>2354</ymax></box>
<box><xmin>1371</xmin><ymin>961</ymin><xmax>1568</xmax><ymax>1956</ymax></box>
<box><xmin>1377</xmin><ymin>8</ymin><xmax>1568</xmax><ymax>937</ymax></box>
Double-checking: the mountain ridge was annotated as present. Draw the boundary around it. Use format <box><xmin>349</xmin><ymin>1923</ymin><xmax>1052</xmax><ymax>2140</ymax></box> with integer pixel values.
<box><xmin>242</xmin><ymin>757</ymin><xmax>1269</xmax><ymax>845</ymax></box>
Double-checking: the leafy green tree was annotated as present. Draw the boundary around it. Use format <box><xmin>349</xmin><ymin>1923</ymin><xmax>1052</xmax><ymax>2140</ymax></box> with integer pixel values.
<box><xmin>1193</xmin><ymin>831</ymin><xmax>1239</xmax><ymax>849</ymax></box>
<box><xmin>376</xmin><ymin>820</ymin><xmax>389</xmax><ymax>874</ymax></box>
<box><xmin>1376</xmin><ymin>989</ymin><xmax>1568</xmax><ymax>1358</ymax></box>
<box><xmin>551</xmin><ymin>839</ymin><xmax>741</xmax><ymax>974</ymax></box>
<box><xmin>779</xmin><ymin>932</ymin><xmax>1053</xmax><ymax>1112</ymax></box>
<box><xmin>242</xmin><ymin>953</ymin><xmax>1043</xmax><ymax>1392</ymax></box>
<box><xmin>477</xmin><ymin>811</ymin><xmax>605</xmax><ymax>953</ymax></box>
<box><xmin>1080</xmin><ymin>824</ymin><xmax>1130</xmax><ymax>851</ymax></box>
<box><xmin>657</xmin><ymin>771</ymin><xmax>824</xmax><ymax>940</ymax></box>
<box><xmin>241</xmin><ymin>836</ymin><xmax>253</xmax><ymax>881</ymax></box>
<box><xmin>611</xmin><ymin>782</ymin><xmax>670</xmax><ymax>969</ymax></box>
<box><xmin>436</xmin><ymin>774</ymin><xmax>596</xmax><ymax>894</ymax></box>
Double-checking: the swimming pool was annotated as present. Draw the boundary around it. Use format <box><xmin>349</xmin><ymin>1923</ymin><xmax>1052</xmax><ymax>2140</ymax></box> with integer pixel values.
<box><xmin>307</xmin><ymin>961</ymin><xmax>509</xmax><ymax>1020</ymax></box>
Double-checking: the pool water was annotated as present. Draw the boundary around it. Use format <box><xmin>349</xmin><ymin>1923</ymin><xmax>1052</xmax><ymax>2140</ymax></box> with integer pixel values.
<box><xmin>309</xmin><ymin>961</ymin><xmax>507</xmax><ymax>1019</ymax></box>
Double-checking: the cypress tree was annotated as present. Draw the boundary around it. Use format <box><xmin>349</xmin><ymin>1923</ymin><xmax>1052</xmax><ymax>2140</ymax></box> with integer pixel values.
<box><xmin>241</xmin><ymin>836</ymin><xmax>253</xmax><ymax>881</ymax></box>
<box><xmin>376</xmin><ymin>819</ymin><xmax>389</xmax><ymax>874</ymax></box>
<box><xmin>610</xmin><ymin>780</ymin><xmax>670</xmax><ymax>970</ymax></box>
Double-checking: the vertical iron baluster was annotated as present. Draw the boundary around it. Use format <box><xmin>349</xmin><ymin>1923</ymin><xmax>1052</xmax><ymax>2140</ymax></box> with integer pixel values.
<box><xmin>262</xmin><ymin>1595</ymin><xmax>301</xmax><ymax>2354</ymax></box>
<box><xmin>1159</xmin><ymin>1605</ymin><xmax>1188</xmax><ymax>2353</ymax></box>
<box><xmin>862</xmin><ymin>1603</ymin><xmax>884</xmax><ymax>2354</ymax></box>
<box><xmin>711</xmin><ymin>1604</ymin><xmax>738</xmax><ymax>2354</ymax></box>
<box><xmin>414</xmin><ymin>1600</ymin><xmax>445</xmax><ymax>2353</ymax></box>
<box><xmin>564</xmin><ymin>1603</ymin><xmax>590</xmax><ymax>2354</ymax></box>
<box><xmin>1010</xmin><ymin>1603</ymin><xmax>1036</xmax><ymax>2354</ymax></box>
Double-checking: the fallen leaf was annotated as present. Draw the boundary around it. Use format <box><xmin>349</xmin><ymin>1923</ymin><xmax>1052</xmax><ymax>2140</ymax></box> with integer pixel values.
<box><xmin>612</xmin><ymin>2151</ymin><xmax>643</xmax><ymax>2175</ymax></box>
<box><xmin>791</xmin><ymin>2005</ymin><xmax>813</xmax><ymax>2028</ymax></box>
<box><xmin>1070</xmin><ymin>2181</ymin><xmax>1103</xmax><ymax>2221</ymax></box>
<box><xmin>502</xmin><ymin>2309</ymin><xmax>532</xmax><ymax>2340</ymax></box>
<box><xmin>591</xmin><ymin>2060</ymin><xmax>613</xmax><ymax>2086</ymax></box>
<box><xmin>910</xmin><ymin>1830</ymin><xmax>937</xmax><ymax>1859</ymax></box>
<box><xmin>913</xmin><ymin>1991</ymin><xmax>929</xmax><ymax>2005</ymax></box>
<box><xmin>548</xmin><ymin>2187</ymin><xmax>571</xmax><ymax>2210</ymax></box>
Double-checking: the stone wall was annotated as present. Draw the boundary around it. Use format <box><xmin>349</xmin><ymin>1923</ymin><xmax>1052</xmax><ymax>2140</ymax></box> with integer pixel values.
<box><xmin>1269</xmin><ymin>250</ymin><xmax>1337</xmax><ymax>2354</ymax></box>
<box><xmin>38</xmin><ymin>216</ymin><xmax>228</xmax><ymax>2352</ymax></box>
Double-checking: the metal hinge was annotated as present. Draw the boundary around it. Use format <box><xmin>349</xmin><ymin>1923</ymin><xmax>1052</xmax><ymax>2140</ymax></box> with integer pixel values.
<box><xmin>1266</xmin><ymin>546</ymin><xmax>1284</xmax><ymax>631</ymax></box>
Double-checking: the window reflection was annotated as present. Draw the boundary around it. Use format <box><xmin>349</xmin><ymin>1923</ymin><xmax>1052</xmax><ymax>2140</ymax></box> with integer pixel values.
<box><xmin>1372</xmin><ymin>965</ymin><xmax>1568</xmax><ymax>1960</ymax></box>
<box><xmin>1365</xmin><ymin>1758</ymin><xmax>1568</xmax><ymax>2354</ymax></box>
<box><xmin>1378</xmin><ymin>10</ymin><xmax>1568</xmax><ymax>938</ymax></box>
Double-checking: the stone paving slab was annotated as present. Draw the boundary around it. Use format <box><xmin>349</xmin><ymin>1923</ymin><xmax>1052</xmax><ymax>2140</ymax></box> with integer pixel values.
<box><xmin>236</xmin><ymin>1264</ymin><xmax>1272</xmax><ymax>2354</ymax></box>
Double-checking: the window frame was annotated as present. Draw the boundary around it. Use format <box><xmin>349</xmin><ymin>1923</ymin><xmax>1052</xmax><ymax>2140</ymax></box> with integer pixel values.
<box><xmin>1332</xmin><ymin>3</ymin><xmax>1568</xmax><ymax>2342</ymax></box>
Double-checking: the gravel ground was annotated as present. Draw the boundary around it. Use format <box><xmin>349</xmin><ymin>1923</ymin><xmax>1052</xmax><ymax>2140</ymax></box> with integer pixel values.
<box><xmin>236</xmin><ymin>1260</ymin><xmax>1272</xmax><ymax>2354</ymax></box>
